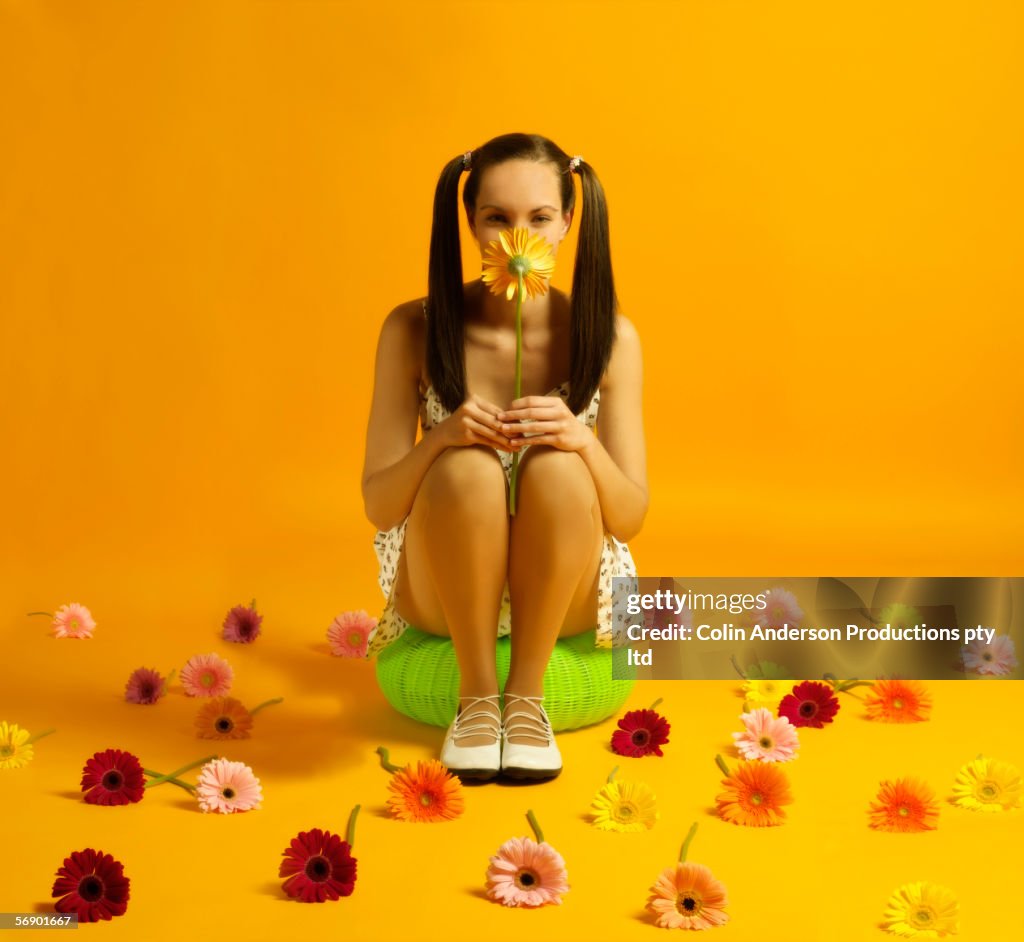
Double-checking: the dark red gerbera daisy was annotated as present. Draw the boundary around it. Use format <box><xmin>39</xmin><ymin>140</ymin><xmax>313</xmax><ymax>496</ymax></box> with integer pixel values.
<box><xmin>279</xmin><ymin>827</ymin><xmax>357</xmax><ymax>902</ymax></box>
<box><xmin>222</xmin><ymin>602</ymin><xmax>263</xmax><ymax>643</ymax></box>
<box><xmin>51</xmin><ymin>848</ymin><xmax>130</xmax><ymax>921</ymax></box>
<box><xmin>777</xmin><ymin>680</ymin><xmax>840</xmax><ymax>728</ymax></box>
<box><xmin>611</xmin><ymin>708</ymin><xmax>671</xmax><ymax>757</ymax></box>
<box><xmin>80</xmin><ymin>748</ymin><xmax>146</xmax><ymax>805</ymax></box>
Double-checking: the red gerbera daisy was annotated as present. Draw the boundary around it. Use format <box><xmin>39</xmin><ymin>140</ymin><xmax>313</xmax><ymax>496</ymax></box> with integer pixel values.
<box><xmin>222</xmin><ymin>601</ymin><xmax>263</xmax><ymax>643</ymax></box>
<box><xmin>611</xmin><ymin>707</ymin><xmax>671</xmax><ymax>757</ymax></box>
<box><xmin>80</xmin><ymin>749</ymin><xmax>146</xmax><ymax>805</ymax></box>
<box><xmin>51</xmin><ymin>848</ymin><xmax>130</xmax><ymax>921</ymax></box>
<box><xmin>279</xmin><ymin>827</ymin><xmax>357</xmax><ymax>902</ymax></box>
<box><xmin>777</xmin><ymin>681</ymin><xmax>840</xmax><ymax>728</ymax></box>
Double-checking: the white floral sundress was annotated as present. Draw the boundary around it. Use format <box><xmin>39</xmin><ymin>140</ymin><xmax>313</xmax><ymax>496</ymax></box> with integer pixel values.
<box><xmin>366</xmin><ymin>300</ymin><xmax>637</xmax><ymax>658</ymax></box>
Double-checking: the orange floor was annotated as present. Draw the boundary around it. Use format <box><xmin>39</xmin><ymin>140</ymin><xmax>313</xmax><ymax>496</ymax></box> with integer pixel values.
<box><xmin>3</xmin><ymin>549</ymin><xmax>1021</xmax><ymax>942</ymax></box>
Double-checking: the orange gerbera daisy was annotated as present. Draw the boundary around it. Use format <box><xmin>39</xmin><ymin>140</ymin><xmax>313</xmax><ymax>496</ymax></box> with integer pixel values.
<box><xmin>386</xmin><ymin>759</ymin><xmax>464</xmax><ymax>823</ymax></box>
<box><xmin>864</xmin><ymin>679</ymin><xmax>932</xmax><ymax>723</ymax></box>
<box><xmin>195</xmin><ymin>697</ymin><xmax>253</xmax><ymax>740</ymax></box>
<box><xmin>714</xmin><ymin>757</ymin><xmax>792</xmax><ymax>827</ymax></box>
<box><xmin>480</xmin><ymin>227</ymin><xmax>556</xmax><ymax>301</ymax></box>
<box><xmin>868</xmin><ymin>777</ymin><xmax>939</xmax><ymax>832</ymax></box>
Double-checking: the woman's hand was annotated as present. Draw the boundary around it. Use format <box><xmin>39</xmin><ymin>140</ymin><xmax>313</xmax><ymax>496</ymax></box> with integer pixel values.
<box><xmin>497</xmin><ymin>396</ymin><xmax>594</xmax><ymax>453</ymax></box>
<box><xmin>437</xmin><ymin>393</ymin><xmax>521</xmax><ymax>452</ymax></box>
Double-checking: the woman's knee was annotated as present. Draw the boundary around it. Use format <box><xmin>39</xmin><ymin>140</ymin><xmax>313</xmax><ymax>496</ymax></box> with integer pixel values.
<box><xmin>518</xmin><ymin>446</ymin><xmax>597</xmax><ymax>512</ymax></box>
<box><xmin>421</xmin><ymin>444</ymin><xmax>507</xmax><ymax>506</ymax></box>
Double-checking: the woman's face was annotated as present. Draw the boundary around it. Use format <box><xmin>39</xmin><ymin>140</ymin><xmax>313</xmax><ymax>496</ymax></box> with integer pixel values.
<box><xmin>468</xmin><ymin>159</ymin><xmax>573</xmax><ymax>259</ymax></box>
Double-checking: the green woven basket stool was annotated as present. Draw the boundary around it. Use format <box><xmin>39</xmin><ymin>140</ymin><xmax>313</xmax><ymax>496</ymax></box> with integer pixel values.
<box><xmin>376</xmin><ymin>626</ymin><xmax>635</xmax><ymax>732</ymax></box>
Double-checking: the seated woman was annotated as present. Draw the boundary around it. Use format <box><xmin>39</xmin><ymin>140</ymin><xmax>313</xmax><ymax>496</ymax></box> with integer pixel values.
<box><xmin>360</xmin><ymin>132</ymin><xmax>648</xmax><ymax>781</ymax></box>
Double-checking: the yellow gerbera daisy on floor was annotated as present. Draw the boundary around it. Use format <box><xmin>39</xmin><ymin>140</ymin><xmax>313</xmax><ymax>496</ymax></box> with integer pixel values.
<box><xmin>590</xmin><ymin>776</ymin><xmax>659</xmax><ymax>832</ymax></box>
<box><xmin>742</xmin><ymin>677</ymin><xmax>787</xmax><ymax>712</ymax></box>
<box><xmin>0</xmin><ymin>721</ymin><xmax>34</xmax><ymax>769</ymax></box>
<box><xmin>480</xmin><ymin>227</ymin><xmax>556</xmax><ymax>301</ymax></box>
<box><xmin>882</xmin><ymin>881</ymin><xmax>959</xmax><ymax>937</ymax></box>
<box><xmin>951</xmin><ymin>756</ymin><xmax>1021</xmax><ymax>812</ymax></box>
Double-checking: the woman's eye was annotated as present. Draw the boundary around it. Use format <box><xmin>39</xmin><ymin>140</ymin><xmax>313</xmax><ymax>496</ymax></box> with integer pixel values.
<box><xmin>487</xmin><ymin>215</ymin><xmax>551</xmax><ymax>223</ymax></box>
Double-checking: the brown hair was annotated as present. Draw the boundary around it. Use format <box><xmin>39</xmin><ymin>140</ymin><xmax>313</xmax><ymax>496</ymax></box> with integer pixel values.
<box><xmin>426</xmin><ymin>132</ymin><xmax>619</xmax><ymax>416</ymax></box>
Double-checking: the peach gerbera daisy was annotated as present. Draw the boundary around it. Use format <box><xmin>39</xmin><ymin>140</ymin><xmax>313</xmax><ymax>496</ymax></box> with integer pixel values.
<box><xmin>714</xmin><ymin>756</ymin><xmax>792</xmax><ymax>827</ymax></box>
<box><xmin>385</xmin><ymin>759</ymin><xmax>464</xmax><ymax>823</ymax></box>
<box><xmin>759</xmin><ymin>587</ymin><xmax>804</xmax><ymax>629</ymax></box>
<box><xmin>732</xmin><ymin>707</ymin><xmax>799</xmax><ymax>762</ymax></box>
<box><xmin>180</xmin><ymin>653</ymin><xmax>233</xmax><ymax>697</ymax></box>
<box><xmin>327</xmin><ymin>610</ymin><xmax>377</xmax><ymax>658</ymax></box>
<box><xmin>480</xmin><ymin>227</ymin><xmax>557</xmax><ymax>302</ymax></box>
<box><xmin>864</xmin><ymin>678</ymin><xmax>933</xmax><ymax>723</ymax></box>
<box><xmin>52</xmin><ymin>603</ymin><xmax>96</xmax><ymax>639</ymax></box>
<box><xmin>195</xmin><ymin>757</ymin><xmax>262</xmax><ymax>814</ymax></box>
<box><xmin>868</xmin><ymin>778</ymin><xmax>939</xmax><ymax>832</ymax></box>
<box><xmin>647</xmin><ymin>862</ymin><xmax>729</xmax><ymax>930</ymax></box>
<box><xmin>195</xmin><ymin>697</ymin><xmax>254</xmax><ymax>740</ymax></box>
<box><xmin>962</xmin><ymin>634</ymin><xmax>1017</xmax><ymax>675</ymax></box>
<box><xmin>485</xmin><ymin>836</ymin><xmax>569</xmax><ymax>907</ymax></box>
<box><xmin>882</xmin><ymin>881</ymin><xmax>959</xmax><ymax>937</ymax></box>
<box><xmin>951</xmin><ymin>756</ymin><xmax>1021</xmax><ymax>812</ymax></box>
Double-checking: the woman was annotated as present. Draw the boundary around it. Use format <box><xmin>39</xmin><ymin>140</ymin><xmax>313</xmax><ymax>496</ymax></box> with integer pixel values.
<box><xmin>361</xmin><ymin>132</ymin><xmax>647</xmax><ymax>781</ymax></box>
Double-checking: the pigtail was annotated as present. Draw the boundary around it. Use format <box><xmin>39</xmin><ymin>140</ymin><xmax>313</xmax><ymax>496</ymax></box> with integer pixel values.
<box><xmin>568</xmin><ymin>160</ymin><xmax>618</xmax><ymax>416</ymax></box>
<box><xmin>426</xmin><ymin>155</ymin><xmax>469</xmax><ymax>415</ymax></box>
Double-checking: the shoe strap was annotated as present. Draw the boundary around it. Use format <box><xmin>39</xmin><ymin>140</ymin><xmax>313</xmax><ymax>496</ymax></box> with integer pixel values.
<box><xmin>502</xmin><ymin>694</ymin><xmax>553</xmax><ymax>746</ymax></box>
<box><xmin>452</xmin><ymin>695</ymin><xmax>501</xmax><ymax>745</ymax></box>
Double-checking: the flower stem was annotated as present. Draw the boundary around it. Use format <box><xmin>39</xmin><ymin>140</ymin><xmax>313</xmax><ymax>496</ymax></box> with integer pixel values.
<box><xmin>165</xmin><ymin>667</ymin><xmax>177</xmax><ymax>686</ymax></box>
<box><xmin>26</xmin><ymin>611</ymin><xmax>53</xmax><ymax>617</ymax></box>
<box><xmin>527</xmin><ymin>808</ymin><xmax>544</xmax><ymax>844</ymax></box>
<box><xmin>508</xmin><ymin>273</ymin><xmax>524</xmax><ymax>517</ymax></box>
<box><xmin>730</xmin><ymin>655</ymin><xmax>748</xmax><ymax>680</ymax></box>
<box><xmin>376</xmin><ymin>746</ymin><xmax>401</xmax><ymax>773</ymax></box>
<box><xmin>346</xmin><ymin>804</ymin><xmax>361</xmax><ymax>847</ymax></box>
<box><xmin>607</xmin><ymin>765</ymin><xmax>619</xmax><ymax>783</ymax></box>
<box><xmin>143</xmin><ymin>754</ymin><xmax>218</xmax><ymax>788</ymax></box>
<box><xmin>250</xmin><ymin>697</ymin><xmax>283</xmax><ymax>716</ymax></box>
<box><xmin>714</xmin><ymin>754</ymin><xmax>731</xmax><ymax>777</ymax></box>
<box><xmin>649</xmin><ymin>697</ymin><xmax>663</xmax><ymax>711</ymax></box>
<box><xmin>142</xmin><ymin>769</ymin><xmax>195</xmax><ymax>794</ymax></box>
<box><xmin>250</xmin><ymin>597</ymin><xmax>257</xmax><ymax>611</ymax></box>
<box><xmin>678</xmin><ymin>822</ymin><xmax>699</xmax><ymax>863</ymax></box>
<box><xmin>24</xmin><ymin>728</ymin><xmax>56</xmax><ymax>745</ymax></box>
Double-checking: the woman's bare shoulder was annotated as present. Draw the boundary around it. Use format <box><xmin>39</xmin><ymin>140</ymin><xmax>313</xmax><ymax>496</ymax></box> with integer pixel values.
<box><xmin>376</xmin><ymin>297</ymin><xmax>428</xmax><ymax>387</ymax></box>
<box><xmin>601</xmin><ymin>312</ymin><xmax>642</xmax><ymax>392</ymax></box>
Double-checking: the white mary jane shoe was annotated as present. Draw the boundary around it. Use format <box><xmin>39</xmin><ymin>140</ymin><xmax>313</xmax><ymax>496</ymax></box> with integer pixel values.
<box><xmin>440</xmin><ymin>694</ymin><xmax>502</xmax><ymax>781</ymax></box>
<box><xmin>500</xmin><ymin>694</ymin><xmax>562</xmax><ymax>780</ymax></box>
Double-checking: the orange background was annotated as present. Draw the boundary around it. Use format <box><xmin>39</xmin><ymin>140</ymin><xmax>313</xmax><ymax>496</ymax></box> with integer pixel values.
<box><xmin>1</xmin><ymin>1</ymin><xmax>1021</xmax><ymax>940</ymax></box>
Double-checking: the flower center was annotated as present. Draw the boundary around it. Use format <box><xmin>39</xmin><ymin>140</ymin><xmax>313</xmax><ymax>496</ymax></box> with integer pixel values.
<box><xmin>141</xmin><ymin>682</ymin><xmax>156</xmax><ymax>698</ymax></box>
<box><xmin>631</xmin><ymin>729</ymin><xmax>651</xmax><ymax>747</ymax></box>
<box><xmin>758</xmin><ymin>736</ymin><xmax>774</xmax><ymax>750</ymax></box>
<box><xmin>750</xmin><ymin>792</ymin><xmax>764</xmax><ymax>806</ymax></box>
<box><xmin>201</xmin><ymin>671</ymin><xmax>215</xmax><ymax>688</ymax></box>
<box><xmin>677</xmin><ymin>894</ymin><xmax>701</xmax><ymax>914</ymax></box>
<box><xmin>912</xmin><ymin>907</ymin><xmax>934</xmax><ymax>926</ymax></box>
<box><xmin>515</xmin><ymin>869</ymin><xmax>538</xmax><ymax>889</ymax></box>
<box><xmin>348</xmin><ymin>631</ymin><xmax>363</xmax><ymax>646</ymax></box>
<box><xmin>305</xmin><ymin>854</ymin><xmax>331</xmax><ymax>882</ymax></box>
<box><xmin>980</xmin><ymin>783</ymin><xmax>998</xmax><ymax>800</ymax></box>
<box><xmin>898</xmin><ymin>805</ymin><xmax>910</xmax><ymax>817</ymax></box>
<box><xmin>222</xmin><ymin>787</ymin><xmax>236</xmax><ymax>799</ymax></box>
<box><xmin>799</xmin><ymin>701</ymin><xmax>817</xmax><ymax>718</ymax></box>
<box><xmin>419</xmin><ymin>791</ymin><xmax>435</xmax><ymax>807</ymax></box>
<box><xmin>78</xmin><ymin>875</ymin><xmax>104</xmax><ymax>902</ymax></box>
<box><xmin>892</xmin><ymin>698</ymin><xmax>904</xmax><ymax>710</ymax></box>
<box><xmin>102</xmin><ymin>770</ymin><xmax>124</xmax><ymax>790</ymax></box>
<box><xmin>614</xmin><ymin>802</ymin><xmax>637</xmax><ymax>822</ymax></box>
<box><xmin>508</xmin><ymin>256</ymin><xmax>531</xmax><ymax>277</ymax></box>
<box><xmin>216</xmin><ymin>717</ymin><xmax>233</xmax><ymax>732</ymax></box>
<box><xmin>0</xmin><ymin>745</ymin><xmax>13</xmax><ymax>756</ymax></box>
<box><xmin>983</xmin><ymin>652</ymin><xmax>993</xmax><ymax>661</ymax></box>
<box><xmin>70</xmin><ymin>618</ymin><xmax>80</xmax><ymax>630</ymax></box>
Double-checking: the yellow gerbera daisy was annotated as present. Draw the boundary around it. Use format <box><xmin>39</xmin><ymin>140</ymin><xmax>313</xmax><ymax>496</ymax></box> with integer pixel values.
<box><xmin>590</xmin><ymin>779</ymin><xmax>659</xmax><ymax>832</ymax></box>
<box><xmin>0</xmin><ymin>721</ymin><xmax>34</xmax><ymax>770</ymax></box>
<box><xmin>480</xmin><ymin>227</ymin><xmax>556</xmax><ymax>301</ymax></box>
<box><xmin>882</xmin><ymin>881</ymin><xmax>959</xmax><ymax>937</ymax></box>
<box><xmin>742</xmin><ymin>678</ymin><xmax>785</xmax><ymax>711</ymax></box>
<box><xmin>951</xmin><ymin>756</ymin><xmax>1021</xmax><ymax>812</ymax></box>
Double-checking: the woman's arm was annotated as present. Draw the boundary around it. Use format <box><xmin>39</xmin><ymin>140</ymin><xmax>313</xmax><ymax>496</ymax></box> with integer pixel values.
<box><xmin>361</xmin><ymin>304</ymin><xmax>447</xmax><ymax>532</ymax></box>
<box><xmin>577</xmin><ymin>314</ymin><xmax>649</xmax><ymax>542</ymax></box>
<box><xmin>497</xmin><ymin>314</ymin><xmax>649</xmax><ymax>543</ymax></box>
<box><xmin>361</xmin><ymin>302</ymin><xmax>519</xmax><ymax>532</ymax></box>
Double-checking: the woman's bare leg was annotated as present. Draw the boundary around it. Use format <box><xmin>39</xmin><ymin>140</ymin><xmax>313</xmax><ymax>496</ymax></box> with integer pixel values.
<box><xmin>393</xmin><ymin>444</ymin><xmax>508</xmax><ymax>743</ymax></box>
<box><xmin>505</xmin><ymin>445</ymin><xmax>604</xmax><ymax>714</ymax></box>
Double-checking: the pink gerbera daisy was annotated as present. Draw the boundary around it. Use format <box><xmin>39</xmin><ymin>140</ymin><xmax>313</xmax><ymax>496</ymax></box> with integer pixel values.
<box><xmin>962</xmin><ymin>634</ymin><xmax>1017</xmax><ymax>675</ymax></box>
<box><xmin>759</xmin><ymin>587</ymin><xmax>804</xmax><ymax>629</ymax></box>
<box><xmin>195</xmin><ymin>757</ymin><xmax>263</xmax><ymax>813</ymax></box>
<box><xmin>222</xmin><ymin>602</ymin><xmax>263</xmax><ymax>643</ymax></box>
<box><xmin>52</xmin><ymin>603</ymin><xmax>96</xmax><ymax>639</ymax></box>
<box><xmin>732</xmin><ymin>707</ymin><xmax>799</xmax><ymax>762</ymax></box>
<box><xmin>778</xmin><ymin>680</ymin><xmax>840</xmax><ymax>728</ymax></box>
<box><xmin>327</xmin><ymin>610</ymin><xmax>377</xmax><ymax>657</ymax></box>
<box><xmin>485</xmin><ymin>836</ymin><xmax>569</xmax><ymax>907</ymax></box>
<box><xmin>180</xmin><ymin>653</ymin><xmax>233</xmax><ymax>697</ymax></box>
<box><xmin>124</xmin><ymin>667</ymin><xmax>169</xmax><ymax>705</ymax></box>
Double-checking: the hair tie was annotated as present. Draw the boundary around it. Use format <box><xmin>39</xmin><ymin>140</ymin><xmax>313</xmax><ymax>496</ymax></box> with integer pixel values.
<box><xmin>569</xmin><ymin>155</ymin><xmax>584</xmax><ymax>173</ymax></box>
<box><xmin>462</xmin><ymin>150</ymin><xmax>473</xmax><ymax>171</ymax></box>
